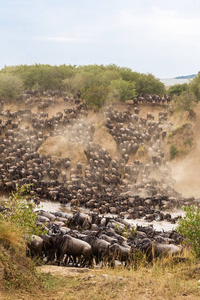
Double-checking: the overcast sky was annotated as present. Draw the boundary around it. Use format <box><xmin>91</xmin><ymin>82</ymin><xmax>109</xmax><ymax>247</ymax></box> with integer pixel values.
<box><xmin>0</xmin><ymin>0</ymin><xmax>199</xmax><ymax>78</ymax></box>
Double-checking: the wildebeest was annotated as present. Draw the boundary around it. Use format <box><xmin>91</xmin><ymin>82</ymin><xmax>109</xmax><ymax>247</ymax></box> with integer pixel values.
<box><xmin>54</xmin><ymin>234</ymin><xmax>93</xmax><ymax>267</ymax></box>
<box><xmin>26</xmin><ymin>235</ymin><xmax>44</xmax><ymax>258</ymax></box>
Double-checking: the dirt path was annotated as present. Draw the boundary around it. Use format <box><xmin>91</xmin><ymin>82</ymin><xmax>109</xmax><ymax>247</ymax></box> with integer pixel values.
<box><xmin>37</xmin><ymin>265</ymin><xmax>95</xmax><ymax>277</ymax></box>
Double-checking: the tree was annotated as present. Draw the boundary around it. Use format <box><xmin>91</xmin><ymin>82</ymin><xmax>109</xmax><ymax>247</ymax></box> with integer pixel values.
<box><xmin>109</xmin><ymin>79</ymin><xmax>136</xmax><ymax>102</ymax></box>
<box><xmin>63</xmin><ymin>74</ymin><xmax>86</xmax><ymax>96</ymax></box>
<box><xmin>83</xmin><ymin>85</ymin><xmax>109</xmax><ymax>108</ymax></box>
<box><xmin>177</xmin><ymin>206</ymin><xmax>200</xmax><ymax>257</ymax></box>
<box><xmin>167</xmin><ymin>83</ymin><xmax>188</xmax><ymax>97</ymax></box>
<box><xmin>135</xmin><ymin>73</ymin><xmax>165</xmax><ymax>96</ymax></box>
<box><xmin>0</xmin><ymin>74</ymin><xmax>23</xmax><ymax>100</ymax></box>
<box><xmin>172</xmin><ymin>91</ymin><xmax>197</xmax><ymax>112</ymax></box>
<box><xmin>189</xmin><ymin>72</ymin><xmax>200</xmax><ymax>100</ymax></box>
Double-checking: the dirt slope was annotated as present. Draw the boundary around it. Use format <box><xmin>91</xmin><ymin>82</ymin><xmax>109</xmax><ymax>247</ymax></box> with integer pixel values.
<box><xmin>170</xmin><ymin>103</ymin><xmax>200</xmax><ymax>198</ymax></box>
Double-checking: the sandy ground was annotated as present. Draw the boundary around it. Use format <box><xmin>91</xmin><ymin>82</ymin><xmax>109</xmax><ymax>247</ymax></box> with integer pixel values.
<box><xmin>37</xmin><ymin>265</ymin><xmax>94</xmax><ymax>277</ymax></box>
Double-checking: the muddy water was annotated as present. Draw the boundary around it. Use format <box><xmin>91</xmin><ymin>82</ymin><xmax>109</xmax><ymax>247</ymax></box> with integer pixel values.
<box><xmin>127</xmin><ymin>209</ymin><xmax>184</xmax><ymax>232</ymax></box>
<box><xmin>39</xmin><ymin>201</ymin><xmax>185</xmax><ymax>231</ymax></box>
<box><xmin>0</xmin><ymin>196</ymin><xmax>184</xmax><ymax>231</ymax></box>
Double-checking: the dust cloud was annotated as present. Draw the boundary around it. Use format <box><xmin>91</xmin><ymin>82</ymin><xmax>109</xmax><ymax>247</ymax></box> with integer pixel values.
<box><xmin>171</xmin><ymin>135</ymin><xmax>200</xmax><ymax>199</ymax></box>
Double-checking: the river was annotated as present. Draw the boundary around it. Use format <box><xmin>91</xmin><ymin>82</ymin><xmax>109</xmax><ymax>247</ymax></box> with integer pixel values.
<box><xmin>160</xmin><ymin>78</ymin><xmax>190</xmax><ymax>87</ymax></box>
<box><xmin>0</xmin><ymin>195</ymin><xmax>184</xmax><ymax>232</ymax></box>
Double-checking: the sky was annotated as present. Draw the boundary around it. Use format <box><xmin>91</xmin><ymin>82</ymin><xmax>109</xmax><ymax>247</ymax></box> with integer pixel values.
<box><xmin>0</xmin><ymin>0</ymin><xmax>200</xmax><ymax>78</ymax></box>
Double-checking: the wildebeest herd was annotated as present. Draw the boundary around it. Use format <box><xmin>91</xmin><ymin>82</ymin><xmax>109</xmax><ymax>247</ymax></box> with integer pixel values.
<box><xmin>0</xmin><ymin>90</ymin><xmax>196</xmax><ymax>267</ymax></box>
<box><xmin>26</xmin><ymin>209</ymin><xmax>183</xmax><ymax>268</ymax></box>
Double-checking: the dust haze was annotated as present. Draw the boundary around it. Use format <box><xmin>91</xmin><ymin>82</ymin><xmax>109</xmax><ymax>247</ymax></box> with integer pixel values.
<box><xmin>170</xmin><ymin>103</ymin><xmax>200</xmax><ymax>198</ymax></box>
<box><xmin>171</xmin><ymin>139</ymin><xmax>200</xmax><ymax>198</ymax></box>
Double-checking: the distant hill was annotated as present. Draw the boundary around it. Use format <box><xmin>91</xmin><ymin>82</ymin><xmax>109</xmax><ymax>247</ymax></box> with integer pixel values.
<box><xmin>175</xmin><ymin>74</ymin><xmax>197</xmax><ymax>79</ymax></box>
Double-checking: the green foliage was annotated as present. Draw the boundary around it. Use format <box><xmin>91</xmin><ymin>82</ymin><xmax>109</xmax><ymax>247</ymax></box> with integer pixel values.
<box><xmin>177</xmin><ymin>206</ymin><xmax>200</xmax><ymax>258</ymax></box>
<box><xmin>63</xmin><ymin>74</ymin><xmax>86</xmax><ymax>96</ymax></box>
<box><xmin>170</xmin><ymin>144</ymin><xmax>178</xmax><ymax>160</ymax></box>
<box><xmin>167</xmin><ymin>83</ymin><xmax>189</xmax><ymax>97</ymax></box>
<box><xmin>0</xmin><ymin>64</ymin><xmax>75</xmax><ymax>92</ymax></box>
<box><xmin>83</xmin><ymin>85</ymin><xmax>109</xmax><ymax>108</ymax></box>
<box><xmin>2</xmin><ymin>184</ymin><xmax>44</xmax><ymax>236</ymax></box>
<box><xmin>189</xmin><ymin>72</ymin><xmax>200</xmax><ymax>100</ymax></box>
<box><xmin>184</xmin><ymin>138</ymin><xmax>193</xmax><ymax>147</ymax></box>
<box><xmin>135</xmin><ymin>73</ymin><xmax>165</xmax><ymax>96</ymax></box>
<box><xmin>21</xmin><ymin>64</ymin><xmax>70</xmax><ymax>91</ymax></box>
<box><xmin>172</xmin><ymin>91</ymin><xmax>197</xmax><ymax>112</ymax></box>
<box><xmin>110</xmin><ymin>79</ymin><xmax>136</xmax><ymax>102</ymax></box>
<box><xmin>0</xmin><ymin>74</ymin><xmax>23</xmax><ymax>100</ymax></box>
<box><xmin>125</xmin><ymin>226</ymin><xmax>137</xmax><ymax>239</ymax></box>
<box><xmin>0</xmin><ymin>63</ymin><xmax>167</xmax><ymax>106</ymax></box>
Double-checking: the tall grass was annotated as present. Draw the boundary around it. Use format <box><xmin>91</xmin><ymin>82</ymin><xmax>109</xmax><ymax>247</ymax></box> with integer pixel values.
<box><xmin>41</xmin><ymin>249</ymin><xmax>200</xmax><ymax>300</ymax></box>
<box><xmin>0</xmin><ymin>219</ymin><xmax>25</xmax><ymax>250</ymax></box>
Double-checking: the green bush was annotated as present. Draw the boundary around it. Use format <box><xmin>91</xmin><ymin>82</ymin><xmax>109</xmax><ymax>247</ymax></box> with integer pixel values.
<box><xmin>189</xmin><ymin>72</ymin><xmax>200</xmax><ymax>100</ymax></box>
<box><xmin>135</xmin><ymin>73</ymin><xmax>165</xmax><ymax>96</ymax></box>
<box><xmin>184</xmin><ymin>138</ymin><xmax>193</xmax><ymax>147</ymax></box>
<box><xmin>0</xmin><ymin>74</ymin><xmax>23</xmax><ymax>100</ymax></box>
<box><xmin>170</xmin><ymin>144</ymin><xmax>178</xmax><ymax>160</ymax></box>
<box><xmin>167</xmin><ymin>83</ymin><xmax>189</xmax><ymax>97</ymax></box>
<box><xmin>177</xmin><ymin>206</ymin><xmax>200</xmax><ymax>257</ymax></box>
<box><xmin>83</xmin><ymin>85</ymin><xmax>109</xmax><ymax>108</ymax></box>
<box><xmin>2</xmin><ymin>184</ymin><xmax>44</xmax><ymax>236</ymax></box>
<box><xmin>110</xmin><ymin>78</ymin><xmax>136</xmax><ymax>102</ymax></box>
<box><xmin>172</xmin><ymin>91</ymin><xmax>197</xmax><ymax>112</ymax></box>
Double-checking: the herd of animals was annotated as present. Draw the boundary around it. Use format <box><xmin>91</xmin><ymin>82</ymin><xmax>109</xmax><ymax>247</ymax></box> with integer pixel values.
<box><xmin>0</xmin><ymin>90</ymin><xmax>197</xmax><ymax>267</ymax></box>
<box><xmin>26</xmin><ymin>209</ymin><xmax>183</xmax><ymax>268</ymax></box>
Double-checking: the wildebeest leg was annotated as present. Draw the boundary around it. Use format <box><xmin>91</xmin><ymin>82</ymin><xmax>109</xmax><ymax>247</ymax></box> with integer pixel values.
<box><xmin>68</xmin><ymin>255</ymin><xmax>74</xmax><ymax>266</ymax></box>
<box><xmin>73</xmin><ymin>255</ymin><xmax>78</xmax><ymax>267</ymax></box>
<box><xmin>80</xmin><ymin>256</ymin><xmax>86</xmax><ymax>268</ymax></box>
<box><xmin>64</xmin><ymin>254</ymin><xmax>69</xmax><ymax>266</ymax></box>
<box><xmin>56</xmin><ymin>251</ymin><xmax>64</xmax><ymax>266</ymax></box>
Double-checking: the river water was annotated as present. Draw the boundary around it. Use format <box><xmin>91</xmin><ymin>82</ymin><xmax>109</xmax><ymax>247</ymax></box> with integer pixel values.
<box><xmin>160</xmin><ymin>78</ymin><xmax>190</xmax><ymax>86</ymax></box>
<box><xmin>0</xmin><ymin>195</ymin><xmax>184</xmax><ymax>232</ymax></box>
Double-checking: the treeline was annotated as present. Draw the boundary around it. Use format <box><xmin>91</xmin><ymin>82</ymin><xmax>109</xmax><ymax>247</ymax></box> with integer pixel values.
<box><xmin>1</xmin><ymin>64</ymin><xmax>200</xmax><ymax>109</ymax></box>
<box><xmin>0</xmin><ymin>64</ymin><xmax>165</xmax><ymax>108</ymax></box>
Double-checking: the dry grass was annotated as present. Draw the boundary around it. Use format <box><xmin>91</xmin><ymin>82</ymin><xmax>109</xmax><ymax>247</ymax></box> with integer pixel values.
<box><xmin>0</xmin><ymin>219</ymin><xmax>24</xmax><ymax>249</ymax></box>
<box><xmin>0</xmin><ymin>219</ymin><xmax>43</xmax><ymax>296</ymax></box>
<box><xmin>3</xmin><ymin>249</ymin><xmax>200</xmax><ymax>300</ymax></box>
<box><xmin>39</xmin><ymin>257</ymin><xmax>200</xmax><ymax>300</ymax></box>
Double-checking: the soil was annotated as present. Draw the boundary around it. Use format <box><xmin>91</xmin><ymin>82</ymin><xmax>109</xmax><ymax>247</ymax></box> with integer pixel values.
<box><xmin>38</xmin><ymin>137</ymin><xmax>87</xmax><ymax>168</ymax></box>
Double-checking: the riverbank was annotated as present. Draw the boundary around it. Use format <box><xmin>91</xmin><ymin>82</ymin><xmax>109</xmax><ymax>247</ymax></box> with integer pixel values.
<box><xmin>2</xmin><ymin>254</ymin><xmax>200</xmax><ymax>300</ymax></box>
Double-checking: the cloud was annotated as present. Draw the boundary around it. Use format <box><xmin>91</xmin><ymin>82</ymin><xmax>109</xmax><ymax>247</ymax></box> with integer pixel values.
<box><xmin>43</xmin><ymin>36</ymin><xmax>92</xmax><ymax>43</ymax></box>
<box><xmin>117</xmin><ymin>6</ymin><xmax>200</xmax><ymax>43</ymax></box>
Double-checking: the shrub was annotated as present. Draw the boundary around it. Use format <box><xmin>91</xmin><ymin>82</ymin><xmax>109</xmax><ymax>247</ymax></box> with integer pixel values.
<box><xmin>135</xmin><ymin>73</ymin><xmax>165</xmax><ymax>96</ymax></box>
<box><xmin>109</xmin><ymin>78</ymin><xmax>136</xmax><ymax>102</ymax></box>
<box><xmin>0</xmin><ymin>74</ymin><xmax>23</xmax><ymax>100</ymax></box>
<box><xmin>189</xmin><ymin>72</ymin><xmax>200</xmax><ymax>100</ymax></box>
<box><xmin>172</xmin><ymin>91</ymin><xmax>197</xmax><ymax>113</ymax></box>
<box><xmin>169</xmin><ymin>144</ymin><xmax>178</xmax><ymax>160</ymax></box>
<box><xmin>184</xmin><ymin>138</ymin><xmax>193</xmax><ymax>147</ymax></box>
<box><xmin>2</xmin><ymin>184</ymin><xmax>44</xmax><ymax>236</ymax></box>
<box><xmin>177</xmin><ymin>206</ymin><xmax>200</xmax><ymax>258</ymax></box>
<box><xmin>167</xmin><ymin>83</ymin><xmax>189</xmax><ymax>97</ymax></box>
<box><xmin>83</xmin><ymin>85</ymin><xmax>109</xmax><ymax>108</ymax></box>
